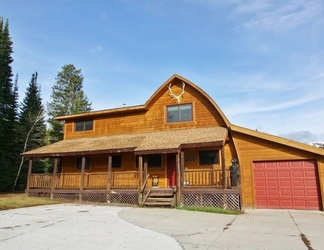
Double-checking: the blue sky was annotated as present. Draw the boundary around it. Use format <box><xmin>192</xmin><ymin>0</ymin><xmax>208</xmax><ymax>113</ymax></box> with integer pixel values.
<box><xmin>1</xmin><ymin>0</ymin><xmax>324</xmax><ymax>143</ymax></box>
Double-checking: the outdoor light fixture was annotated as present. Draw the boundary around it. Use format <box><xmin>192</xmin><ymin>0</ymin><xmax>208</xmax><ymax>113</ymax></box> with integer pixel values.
<box><xmin>152</xmin><ymin>175</ymin><xmax>159</xmax><ymax>187</ymax></box>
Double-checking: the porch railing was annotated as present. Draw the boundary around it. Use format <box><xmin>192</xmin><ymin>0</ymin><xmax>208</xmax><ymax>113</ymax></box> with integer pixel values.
<box><xmin>183</xmin><ymin>169</ymin><xmax>231</xmax><ymax>188</ymax></box>
<box><xmin>28</xmin><ymin>170</ymin><xmax>231</xmax><ymax>190</ymax></box>
<box><xmin>29</xmin><ymin>172</ymin><xmax>139</xmax><ymax>190</ymax></box>
<box><xmin>29</xmin><ymin>174</ymin><xmax>52</xmax><ymax>188</ymax></box>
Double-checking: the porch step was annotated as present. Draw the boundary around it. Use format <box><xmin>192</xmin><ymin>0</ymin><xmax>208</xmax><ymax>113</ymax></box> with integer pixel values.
<box><xmin>148</xmin><ymin>192</ymin><xmax>173</xmax><ymax>197</ymax></box>
<box><xmin>145</xmin><ymin>201</ymin><xmax>174</xmax><ymax>206</ymax></box>
<box><xmin>146</xmin><ymin>197</ymin><xmax>173</xmax><ymax>202</ymax></box>
<box><xmin>143</xmin><ymin>188</ymin><xmax>175</xmax><ymax>208</ymax></box>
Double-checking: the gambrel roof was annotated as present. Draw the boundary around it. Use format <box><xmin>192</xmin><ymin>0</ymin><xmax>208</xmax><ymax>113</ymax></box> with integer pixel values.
<box><xmin>54</xmin><ymin>74</ymin><xmax>230</xmax><ymax>127</ymax></box>
<box><xmin>23</xmin><ymin>74</ymin><xmax>324</xmax><ymax>158</ymax></box>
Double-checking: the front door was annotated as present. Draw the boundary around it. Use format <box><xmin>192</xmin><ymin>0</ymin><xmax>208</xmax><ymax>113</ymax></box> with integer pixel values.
<box><xmin>167</xmin><ymin>154</ymin><xmax>177</xmax><ymax>187</ymax></box>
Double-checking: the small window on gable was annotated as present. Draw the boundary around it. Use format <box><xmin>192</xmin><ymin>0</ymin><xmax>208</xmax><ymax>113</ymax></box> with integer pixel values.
<box><xmin>112</xmin><ymin>155</ymin><xmax>122</xmax><ymax>169</ymax></box>
<box><xmin>75</xmin><ymin>120</ymin><xmax>93</xmax><ymax>131</ymax></box>
<box><xmin>199</xmin><ymin>151</ymin><xmax>219</xmax><ymax>165</ymax></box>
<box><xmin>167</xmin><ymin>104</ymin><xmax>192</xmax><ymax>123</ymax></box>
<box><xmin>76</xmin><ymin>157</ymin><xmax>91</xmax><ymax>170</ymax></box>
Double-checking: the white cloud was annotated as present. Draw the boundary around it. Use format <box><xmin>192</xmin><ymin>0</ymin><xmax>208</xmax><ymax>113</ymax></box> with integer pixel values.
<box><xmin>233</xmin><ymin>0</ymin><xmax>272</xmax><ymax>14</ymax></box>
<box><xmin>89</xmin><ymin>45</ymin><xmax>103</xmax><ymax>54</ymax></box>
<box><xmin>232</xmin><ymin>0</ymin><xmax>324</xmax><ymax>32</ymax></box>
<box><xmin>280</xmin><ymin>130</ymin><xmax>318</xmax><ymax>143</ymax></box>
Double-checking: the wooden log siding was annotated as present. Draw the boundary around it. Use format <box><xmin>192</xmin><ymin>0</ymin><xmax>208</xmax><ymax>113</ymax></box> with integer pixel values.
<box><xmin>63</xmin><ymin>80</ymin><xmax>227</xmax><ymax>140</ymax></box>
<box><xmin>183</xmin><ymin>169</ymin><xmax>230</xmax><ymax>188</ymax></box>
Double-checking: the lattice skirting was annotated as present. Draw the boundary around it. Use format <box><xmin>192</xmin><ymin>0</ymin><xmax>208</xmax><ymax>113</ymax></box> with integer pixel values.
<box><xmin>181</xmin><ymin>190</ymin><xmax>240</xmax><ymax>211</ymax></box>
<box><xmin>26</xmin><ymin>190</ymin><xmax>138</xmax><ymax>205</ymax></box>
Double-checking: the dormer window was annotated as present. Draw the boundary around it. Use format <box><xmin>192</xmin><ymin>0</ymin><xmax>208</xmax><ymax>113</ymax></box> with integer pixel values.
<box><xmin>167</xmin><ymin>104</ymin><xmax>192</xmax><ymax>123</ymax></box>
<box><xmin>75</xmin><ymin>120</ymin><xmax>93</xmax><ymax>131</ymax></box>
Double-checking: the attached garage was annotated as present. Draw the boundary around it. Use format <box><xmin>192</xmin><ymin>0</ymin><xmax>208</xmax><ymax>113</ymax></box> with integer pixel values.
<box><xmin>254</xmin><ymin>160</ymin><xmax>321</xmax><ymax>210</ymax></box>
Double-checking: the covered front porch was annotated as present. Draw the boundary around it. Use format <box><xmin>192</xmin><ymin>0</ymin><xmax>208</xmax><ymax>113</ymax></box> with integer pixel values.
<box><xmin>24</xmin><ymin>127</ymin><xmax>241</xmax><ymax>210</ymax></box>
<box><xmin>25</xmin><ymin>153</ymin><xmax>239</xmax><ymax>210</ymax></box>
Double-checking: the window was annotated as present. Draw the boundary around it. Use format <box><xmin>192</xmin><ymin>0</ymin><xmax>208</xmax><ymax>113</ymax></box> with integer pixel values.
<box><xmin>136</xmin><ymin>154</ymin><xmax>162</xmax><ymax>168</ymax></box>
<box><xmin>76</xmin><ymin>157</ymin><xmax>91</xmax><ymax>170</ymax></box>
<box><xmin>199</xmin><ymin>151</ymin><xmax>219</xmax><ymax>165</ymax></box>
<box><xmin>112</xmin><ymin>155</ymin><xmax>122</xmax><ymax>169</ymax></box>
<box><xmin>75</xmin><ymin>120</ymin><xmax>93</xmax><ymax>131</ymax></box>
<box><xmin>167</xmin><ymin>104</ymin><xmax>192</xmax><ymax>123</ymax></box>
<box><xmin>148</xmin><ymin>154</ymin><xmax>162</xmax><ymax>168</ymax></box>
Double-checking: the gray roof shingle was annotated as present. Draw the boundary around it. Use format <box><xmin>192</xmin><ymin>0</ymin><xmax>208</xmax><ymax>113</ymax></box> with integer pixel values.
<box><xmin>23</xmin><ymin>127</ymin><xmax>228</xmax><ymax>157</ymax></box>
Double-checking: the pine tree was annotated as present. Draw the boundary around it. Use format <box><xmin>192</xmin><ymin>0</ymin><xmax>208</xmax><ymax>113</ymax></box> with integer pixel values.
<box><xmin>14</xmin><ymin>72</ymin><xmax>46</xmax><ymax>190</ymax></box>
<box><xmin>0</xmin><ymin>17</ymin><xmax>19</xmax><ymax>191</ymax></box>
<box><xmin>47</xmin><ymin>64</ymin><xmax>92</xmax><ymax>143</ymax></box>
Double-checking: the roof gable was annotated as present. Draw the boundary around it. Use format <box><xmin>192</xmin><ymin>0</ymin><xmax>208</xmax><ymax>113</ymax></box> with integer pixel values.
<box><xmin>55</xmin><ymin>74</ymin><xmax>230</xmax><ymax>127</ymax></box>
<box><xmin>230</xmin><ymin>124</ymin><xmax>324</xmax><ymax>156</ymax></box>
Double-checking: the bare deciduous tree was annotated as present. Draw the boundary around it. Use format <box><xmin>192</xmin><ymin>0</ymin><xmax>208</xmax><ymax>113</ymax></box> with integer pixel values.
<box><xmin>13</xmin><ymin>110</ymin><xmax>45</xmax><ymax>190</ymax></box>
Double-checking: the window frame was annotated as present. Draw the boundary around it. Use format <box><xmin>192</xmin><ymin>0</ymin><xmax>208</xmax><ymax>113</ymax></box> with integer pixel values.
<box><xmin>136</xmin><ymin>154</ymin><xmax>162</xmax><ymax>168</ymax></box>
<box><xmin>147</xmin><ymin>154</ymin><xmax>162</xmax><ymax>168</ymax></box>
<box><xmin>112</xmin><ymin>155</ymin><xmax>122</xmax><ymax>169</ymax></box>
<box><xmin>74</xmin><ymin>120</ymin><xmax>94</xmax><ymax>132</ymax></box>
<box><xmin>166</xmin><ymin>103</ymin><xmax>193</xmax><ymax>123</ymax></box>
<box><xmin>76</xmin><ymin>157</ymin><xmax>91</xmax><ymax>170</ymax></box>
<box><xmin>199</xmin><ymin>150</ymin><xmax>219</xmax><ymax>166</ymax></box>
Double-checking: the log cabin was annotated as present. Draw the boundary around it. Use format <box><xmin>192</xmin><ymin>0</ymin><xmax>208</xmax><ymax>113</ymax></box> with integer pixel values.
<box><xmin>23</xmin><ymin>74</ymin><xmax>324</xmax><ymax>211</ymax></box>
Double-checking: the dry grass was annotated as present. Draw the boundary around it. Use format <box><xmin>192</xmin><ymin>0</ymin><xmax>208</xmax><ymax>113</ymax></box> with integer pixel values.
<box><xmin>0</xmin><ymin>193</ymin><xmax>63</xmax><ymax>211</ymax></box>
<box><xmin>177</xmin><ymin>206</ymin><xmax>240</xmax><ymax>215</ymax></box>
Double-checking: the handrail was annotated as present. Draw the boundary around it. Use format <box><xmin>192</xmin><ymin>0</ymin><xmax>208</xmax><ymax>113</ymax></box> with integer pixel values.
<box><xmin>139</xmin><ymin>174</ymin><xmax>150</xmax><ymax>206</ymax></box>
<box><xmin>184</xmin><ymin>169</ymin><xmax>223</xmax><ymax>172</ymax></box>
<box><xmin>183</xmin><ymin>169</ymin><xmax>230</xmax><ymax>187</ymax></box>
<box><xmin>141</xmin><ymin>189</ymin><xmax>151</xmax><ymax>206</ymax></box>
<box><xmin>29</xmin><ymin>172</ymin><xmax>140</xmax><ymax>189</ymax></box>
<box><xmin>141</xmin><ymin>174</ymin><xmax>150</xmax><ymax>193</ymax></box>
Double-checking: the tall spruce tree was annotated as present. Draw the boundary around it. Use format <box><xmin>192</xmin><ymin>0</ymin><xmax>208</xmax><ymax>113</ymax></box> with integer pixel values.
<box><xmin>14</xmin><ymin>72</ymin><xmax>46</xmax><ymax>190</ymax></box>
<box><xmin>0</xmin><ymin>17</ymin><xmax>19</xmax><ymax>191</ymax></box>
<box><xmin>47</xmin><ymin>64</ymin><xmax>92</xmax><ymax>143</ymax></box>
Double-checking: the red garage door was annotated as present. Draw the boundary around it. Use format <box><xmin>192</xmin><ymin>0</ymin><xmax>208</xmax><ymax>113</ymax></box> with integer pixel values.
<box><xmin>254</xmin><ymin>160</ymin><xmax>321</xmax><ymax>210</ymax></box>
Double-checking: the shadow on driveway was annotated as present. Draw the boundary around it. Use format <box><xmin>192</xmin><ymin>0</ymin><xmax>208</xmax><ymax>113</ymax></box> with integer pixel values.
<box><xmin>119</xmin><ymin>207</ymin><xmax>324</xmax><ymax>250</ymax></box>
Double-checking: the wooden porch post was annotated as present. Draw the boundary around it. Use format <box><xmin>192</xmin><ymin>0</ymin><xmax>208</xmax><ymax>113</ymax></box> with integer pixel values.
<box><xmin>138</xmin><ymin>155</ymin><xmax>143</xmax><ymax>204</ymax></box>
<box><xmin>143</xmin><ymin>156</ymin><xmax>148</xmax><ymax>182</ymax></box>
<box><xmin>79</xmin><ymin>156</ymin><xmax>86</xmax><ymax>201</ymax></box>
<box><xmin>180</xmin><ymin>151</ymin><xmax>184</xmax><ymax>190</ymax></box>
<box><xmin>50</xmin><ymin>158</ymin><xmax>58</xmax><ymax>199</ymax></box>
<box><xmin>26</xmin><ymin>158</ymin><xmax>33</xmax><ymax>190</ymax></box>
<box><xmin>107</xmin><ymin>155</ymin><xmax>112</xmax><ymax>190</ymax></box>
<box><xmin>106</xmin><ymin>155</ymin><xmax>112</xmax><ymax>202</ymax></box>
<box><xmin>221</xmin><ymin>147</ymin><xmax>227</xmax><ymax>189</ymax></box>
<box><xmin>176</xmin><ymin>152</ymin><xmax>181</xmax><ymax>207</ymax></box>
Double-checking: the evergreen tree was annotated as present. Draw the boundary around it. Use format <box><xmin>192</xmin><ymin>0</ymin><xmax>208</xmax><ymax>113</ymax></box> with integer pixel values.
<box><xmin>47</xmin><ymin>64</ymin><xmax>92</xmax><ymax>143</ymax></box>
<box><xmin>14</xmin><ymin>72</ymin><xmax>46</xmax><ymax>190</ymax></box>
<box><xmin>0</xmin><ymin>17</ymin><xmax>19</xmax><ymax>191</ymax></box>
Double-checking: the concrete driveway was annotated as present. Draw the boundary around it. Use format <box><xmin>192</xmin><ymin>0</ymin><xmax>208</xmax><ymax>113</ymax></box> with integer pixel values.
<box><xmin>1</xmin><ymin>204</ymin><xmax>324</xmax><ymax>250</ymax></box>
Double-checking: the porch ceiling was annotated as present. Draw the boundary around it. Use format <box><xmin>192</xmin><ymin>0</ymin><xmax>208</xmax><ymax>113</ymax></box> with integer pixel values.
<box><xmin>22</xmin><ymin>127</ymin><xmax>228</xmax><ymax>157</ymax></box>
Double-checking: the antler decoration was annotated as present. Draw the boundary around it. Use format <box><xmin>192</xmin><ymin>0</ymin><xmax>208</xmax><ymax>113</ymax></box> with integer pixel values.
<box><xmin>168</xmin><ymin>82</ymin><xmax>186</xmax><ymax>103</ymax></box>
